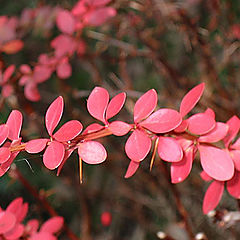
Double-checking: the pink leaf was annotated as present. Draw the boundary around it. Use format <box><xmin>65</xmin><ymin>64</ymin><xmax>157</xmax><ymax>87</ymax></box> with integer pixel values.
<box><xmin>231</xmin><ymin>137</ymin><xmax>240</xmax><ymax>150</ymax></box>
<box><xmin>174</xmin><ymin>120</ymin><xmax>188</xmax><ymax>133</ymax></box>
<box><xmin>158</xmin><ymin>137</ymin><xmax>183</xmax><ymax>162</ymax></box>
<box><xmin>204</xmin><ymin>108</ymin><xmax>215</xmax><ymax>119</ymax></box>
<box><xmin>140</xmin><ymin>109</ymin><xmax>182</xmax><ymax>133</ymax></box>
<box><xmin>40</xmin><ymin>216</ymin><xmax>64</xmax><ymax>234</ymax></box>
<box><xmin>227</xmin><ymin>171</ymin><xmax>240</xmax><ymax>199</ymax></box>
<box><xmin>82</xmin><ymin>123</ymin><xmax>104</xmax><ymax>134</ymax></box>
<box><xmin>171</xmin><ymin>146</ymin><xmax>194</xmax><ymax>183</ymax></box>
<box><xmin>6</xmin><ymin>110</ymin><xmax>22</xmax><ymax>140</ymax></box>
<box><xmin>0</xmin><ymin>147</ymin><xmax>11</xmax><ymax>164</ymax></box>
<box><xmin>109</xmin><ymin>121</ymin><xmax>131</xmax><ymax>136</ymax></box>
<box><xmin>25</xmin><ymin>139</ymin><xmax>49</xmax><ymax>153</ymax></box>
<box><xmin>30</xmin><ymin>232</ymin><xmax>56</xmax><ymax>240</ymax></box>
<box><xmin>53</xmin><ymin>120</ymin><xmax>83</xmax><ymax>142</ymax></box>
<box><xmin>26</xmin><ymin>220</ymin><xmax>39</xmax><ymax>235</ymax></box>
<box><xmin>3</xmin><ymin>65</ymin><xmax>15</xmax><ymax>83</ymax></box>
<box><xmin>17</xmin><ymin>203</ymin><xmax>28</xmax><ymax>222</ymax></box>
<box><xmin>0</xmin><ymin>124</ymin><xmax>9</xmax><ymax>146</ymax></box>
<box><xmin>180</xmin><ymin>83</ymin><xmax>205</xmax><ymax>117</ymax></box>
<box><xmin>2</xmin><ymin>84</ymin><xmax>14</xmax><ymax>98</ymax></box>
<box><xmin>198</xmin><ymin>122</ymin><xmax>229</xmax><ymax>143</ymax></box>
<box><xmin>24</xmin><ymin>82</ymin><xmax>41</xmax><ymax>102</ymax></box>
<box><xmin>200</xmin><ymin>171</ymin><xmax>213</xmax><ymax>182</ymax></box>
<box><xmin>187</xmin><ymin>113</ymin><xmax>215</xmax><ymax>135</ymax></box>
<box><xmin>78</xmin><ymin>141</ymin><xmax>107</xmax><ymax>164</ymax></box>
<box><xmin>56</xmin><ymin>10</ymin><xmax>75</xmax><ymax>35</ymax></box>
<box><xmin>56</xmin><ymin>60</ymin><xmax>72</xmax><ymax>79</ymax></box>
<box><xmin>43</xmin><ymin>141</ymin><xmax>65</xmax><ymax>170</ymax></box>
<box><xmin>57</xmin><ymin>149</ymin><xmax>74</xmax><ymax>176</ymax></box>
<box><xmin>124</xmin><ymin>161</ymin><xmax>140</xmax><ymax>178</ymax></box>
<box><xmin>125</xmin><ymin>129</ymin><xmax>151</xmax><ymax>162</ymax></box>
<box><xmin>134</xmin><ymin>89</ymin><xmax>157</xmax><ymax>123</ymax></box>
<box><xmin>106</xmin><ymin>92</ymin><xmax>126</xmax><ymax>120</ymax></box>
<box><xmin>84</xmin><ymin>7</ymin><xmax>116</xmax><ymax>26</ymax></box>
<box><xmin>87</xmin><ymin>87</ymin><xmax>109</xmax><ymax>123</ymax></box>
<box><xmin>223</xmin><ymin>115</ymin><xmax>240</xmax><ymax>147</ymax></box>
<box><xmin>86</xmin><ymin>0</ymin><xmax>111</xmax><ymax>7</ymax></box>
<box><xmin>6</xmin><ymin>198</ymin><xmax>23</xmax><ymax>214</ymax></box>
<box><xmin>0</xmin><ymin>212</ymin><xmax>16</xmax><ymax>234</ymax></box>
<box><xmin>229</xmin><ymin>150</ymin><xmax>240</xmax><ymax>171</ymax></box>
<box><xmin>33</xmin><ymin>65</ymin><xmax>52</xmax><ymax>83</ymax></box>
<box><xmin>202</xmin><ymin>181</ymin><xmax>224</xmax><ymax>214</ymax></box>
<box><xmin>198</xmin><ymin>145</ymin><xmax>234</xmax><ymax>181</ymax></box>
<box><xmin>45</xmin><ymin>96</ymin><xmax>64</xmax><ymax>136</ymax></box>
<box><xmin>4</xmin><ymin>223</ymin><xmax>24</xmax><ymax>239</ymax></box>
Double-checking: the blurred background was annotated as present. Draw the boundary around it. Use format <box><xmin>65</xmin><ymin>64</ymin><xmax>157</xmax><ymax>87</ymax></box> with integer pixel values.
<box><xmin>0</xmin><ymin>0</ymin><xmax>240</xmax><ymax>239</ymax></box>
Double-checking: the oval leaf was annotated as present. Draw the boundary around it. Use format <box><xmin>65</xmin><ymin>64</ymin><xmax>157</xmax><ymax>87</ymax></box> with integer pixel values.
<box><xmin>78</xmin><ymin>141</ymin><xmax>107</xmax><ymax>164</ymax></box>
<box><xmin>202</xmin><ymin>181</ymin><xmax>224</xmax><ymax>214</ymax></box>
<box><xmin>43</xmin><ymin>141</ymin><xmax>65</xmax><ymax>170</ymax></box>
<box><xmin>140</xmin><ymin>109</ymin><xmax>182</xmax><ymax>133</ymax></box>
<box><xmin>40</xmin><ymin>216</ymin><xmax>64</xmax><ymax>234</ymax></box>
<box><xmin>53</xmin><ymin>120</ymin><xmax>83</xmax><ymax>142</ymax></box>
<box><xmin>87</xmin><ymin>87</ymin><xmax>109</xmax><ymax>123</ymax></box>
<box><xmin>199</xmin><ymin>145</ymin><xmax>234</xmax><ymax>181</ymax></box>
<box><xmin>0</xmin><ymin>211</ymin><xmax>16</xmax><ymax>234</ymax></box>
<box><xmin>125</xmin><ymin>129</ymin><xmax>151</xmax><ymax>162</ymax></box>
<box><xmin>56</xmin><ymin>10</ymin><xmax>75</xmax><ymax>34</ymax></box>
<box><xmin>6</xmin><ymin>110</ymin><xmax>23</xmax><ymax>140</ymax></box>
<box><xmin>106</xmin><ymin>92</ymin><xmax>126</xmax><ymax>120</ymax></box>
<box><xmin>180</xmin><ymin>83</ymin><xmax>205</xmax><ymax>117</ymax></box>
<box><xmin>45</xmin><ymin>96</ymin><xmax>64</xmax><ymax>136</ymax></box>
<box><xmin>109</xmin><ymin>121</ymin><xmax>131</xmax><ymax>136</ymax></box>
<box><xmin>124</xmin><ymin>161</ymin><xmax>140</xmax><ymax>178</ymax></box>
<box><xmin>188</xmin><ymin>113</ymin><xmax>215</xmax><ymax>135</ymax></box>
<box><xmin>0</xmin><ymin>147</ymin><xmax>11</xmax><ymax>164</ymax></box>
<box><xmin>0</xmin><ymin>124</ymin><xmax>9</xmax><ymax>146</ymax></box>
<box><xmin>4</xmin><ymin>223</ymin><xmax>24</xmax><ymax>239</ymax></box>
<box><xmin>134</xmin><ymin>89</ymin><xmax>157</xmax><ymax>123</ymax></box>
<box><xmin>229</xmin><ymin>150</ymin><xmax>240</xmax><ymax>171</ymax></box>
<box><xmin>171</xmin><ymin>146</ymin><xmax>194</xmax><ymax>183</ymax></box>
<box><xmin>227</xmin><ymin>171</ymin><xmax>240</xmax><ymax>199</ymax></box>
<box><xmin>198</xmin><ymin>122</ymin><xmax>229</xmax><ymax>143</ymax></box>
<box><xmin>25</xmin><ymin>139</ymin><xmax>49</xmax><ymax>154</ymax></box>
<box><xmin>158</xmin><ymin>137</ymin><xmax>183</xmax><ymax>162</ymax></box>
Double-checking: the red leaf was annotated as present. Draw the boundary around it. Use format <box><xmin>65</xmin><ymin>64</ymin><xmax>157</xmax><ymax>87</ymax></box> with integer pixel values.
<box><xmin>174</xmin><ymin>120</ymin><xmax>188</xmax><ymax>133</ymax></box>
<box><xmin>40</xmin><ymin>216</ymin><xmax>64</xmax><ymax>234</ymax></box>
<box><xmin>124</xmin><ymin>160</ymin><xmax>140</xmax><ymax>178</ymax></box>
<box><xmin>82</xmin><ymin>123</ymin><xmax>104</xmax><ymax>134</ymax></box>
<box><xmin>204</xmin><ymin>108</ymin><xmax>215</xmax><ymax>119</ymax></box>
<box><xmin>0</xmin><ymin>124</ymin><xmax>9</xmax><ymax>146</ymax></box>
<box><xmin>1</xmin><ymin>40</ymin><xmax>23</xmax><ymax>54</ymax></box>
<box><xmin>29</xmin><ymin>232</ymin><xmax>56</xmax><ymax>240</ymax></box>
<box><xmin>45</xmin><ymin>96</ymin><xmax>64</xmax><ymax>136</ymax></box>
<box><xmin>6</xmin><ymin>110</ymin><xmax>22</xmax><ymax>140</ymax></box>
<box><xmin>25</xmin><ymin>139</ymin><xmax>49</xmax><ymax>153</ymax></box>
<box><xmin>78</xmin><ymin>141</ymin><xmax>107</xmax><ymax>164</ymax></box>
<box><xmin>171</xmin><ymin>146</ymin><xmax>194</xmax><ymax>183</ymax></box>
<box><xmin>158</xmin><ymin>137</ymin><xmax>183</xmax><ymax>162</ymax></box>
<box><xmin>33</xmin><ymin>65</ymin><xmax>52</xmax><ymax>83</ymax></box>
<box><xmin>109</xmin><ymin>121</ymin><xmax>131</xmax><ymax>136</ymax></box>
<box><xmin>134</xmin><ymin>89</ymin><xmax>157</xmax><ymax>123</ymax></box>
<box><xmin>202</xmin><ymin>181</ymin><xmax>224</xmax><ymax>214</ymax></box>
<box><xmin>198</xmin><ymin>145</ymin><xmax>234</xmax><ymax>181</ymax></box>
<box><xmin>140</xmin><ymin>109</ymin><xmax>182</xmax><ymax>133</ymax></box>
<box><xmin>3</xmin><ymin>65</ymin><xmax>15</xmax><ymax>83</ymax></box>
<box><xmin>187</xmin><ymin>113</ymin><xmax>215</xmax><ymax>135</ymax></box>
<box><xmin>53</xmin><ymin>120</ymin><xmax>83</xmax><ymax>142</ymax></box>
<box><xmin>223</xmin><ymin>115</ymin><xmax>240</xmax><ymax>147</ymax></box>
<box><xmin>227</xmin><ymin>171</ymin><xmax>240</xmax><ymax>198</ymax></box>
<box><xmin>125</xmin><ymin>129</ymin><xmax>151</xmax><ymax>162</ymax></box>
<box><xmin>56</xmin><ymin>10</ymin><xmax>75</xmax><ymax>35</ymax></box>
<box><xmin>0</xmin><ymin>211</ymin><xmax>16</xmax><ymax>234</ymax></box>
<box><xmin>26</xmin><ymin>220</ymin><xmax>39</xmax><ymax>235</ymax></box>
<box><xmin>106</xmin><ymin>92</ymin><xmax>126</xmax><ymax>120</ymax></box>
<box><xmin>0</xmin><ymin>147</ymin><xmax>11</xmax><ymax>164</ymax></box>
<box><xmin>87</xmin><ymin>87</ymin><xmax>109</xmax><ymax>123</ymax></box>
<box><xmin>6</xmin><ymin>198</ymin><xmax>23</xmax><ymax>214</ymax></box>
<box><xmin>180</xmin><ymin>83</ymin><xmax>205</xmax><ymax>117</ymax></box>
<box><xmin>198</xmin><ymin>122</ymin><xmax>229</xmax><ymax>143</ymax></box>
<box><xmin>24</xmin><ymin>82</ymin><xmax>41</xmax><ymax>102</ymax></box>
<box><xmin>229</xmin><ymin>150</ymin><xmax>240</xmax><ymax>171</ymax></box>
<box><xmin>43</xmin><ymin>141</ymin><xmax>65</xmax><ymax>170</ymax></box>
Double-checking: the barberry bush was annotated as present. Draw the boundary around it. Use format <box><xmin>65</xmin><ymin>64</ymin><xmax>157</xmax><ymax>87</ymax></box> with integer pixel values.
<box><xmin>0</xmin><ymin>0</ymin><xmax>240</xmax><ymax>239</ymax></box>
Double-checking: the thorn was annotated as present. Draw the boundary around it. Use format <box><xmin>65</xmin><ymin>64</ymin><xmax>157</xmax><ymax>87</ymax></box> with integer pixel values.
<box><xmin>150</xmin><ymin>137</ymin><xmax>159</xmax><ymax>171</ymax></box>
<box><xmin>79</xmin><ymin>157</ymin><xmax>83</xmax><ymax>184</ymax></box>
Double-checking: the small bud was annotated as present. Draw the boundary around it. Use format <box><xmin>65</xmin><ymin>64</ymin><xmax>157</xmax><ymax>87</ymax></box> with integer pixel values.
<box><xmin>101</xmin><ymin>211</ymin><xmax>112</xmax><ymax>227</ymax></box>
